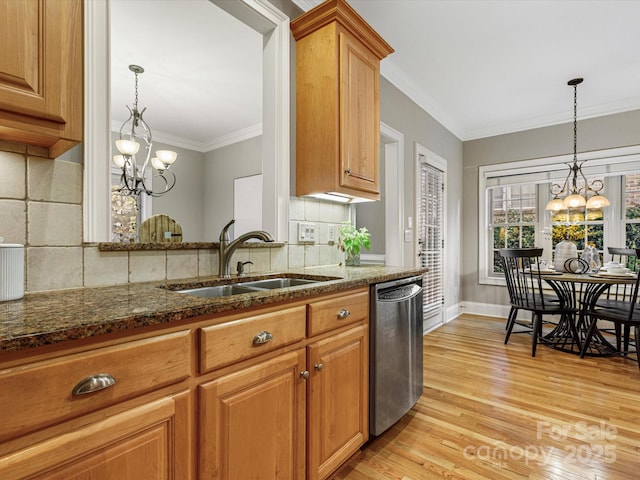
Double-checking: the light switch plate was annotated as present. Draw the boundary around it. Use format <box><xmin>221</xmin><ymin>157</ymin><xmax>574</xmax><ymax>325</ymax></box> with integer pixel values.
<box><xmin>327</xmin><ymin>224</ymin><xmax>336</xmax><ymax>243</ymax></box>
<box><xmin>298</xmin><ymin>222</ymin><xmax>317</xmax><ymax>243</ymax></box>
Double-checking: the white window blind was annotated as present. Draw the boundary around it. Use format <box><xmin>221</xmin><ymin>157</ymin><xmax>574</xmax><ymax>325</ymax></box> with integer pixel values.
<box><xmin>478</xmin><ymin>145</ymin><xmax>640</xmax><ymax>286</ymax></box>
<box><xmin>483</xmin><ymin>149</ymin><xmax>640</xmax><ymax>188</ymax></box>
<box><xmin>419</xmin><ymin>162</ymin><xmax>444</xmax><ymax>318</ymax></box>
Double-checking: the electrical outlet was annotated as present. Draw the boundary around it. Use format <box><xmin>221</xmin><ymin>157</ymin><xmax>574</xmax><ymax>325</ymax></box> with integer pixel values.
<box><xmin>298</xmin><ymin>222</ymin><xmax>317</xmax><ymax>243</ymax></box>
<box><xmin>327</xmin><ymin>224</ymin><xmax>336</xmax><ymax>243</ymax></box>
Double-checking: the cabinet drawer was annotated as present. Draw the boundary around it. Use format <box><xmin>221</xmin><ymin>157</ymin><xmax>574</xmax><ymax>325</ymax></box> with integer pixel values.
<box><xmin>0</xmin><ymin>330</ymin><xmax>191</xmax><ymax>442</ymax></box>
<box><xmin>199</xmin><ymin>305</ymin><xmax>306</xmax><ymax>374</ymax></box>
<box><xmin>308</xmin><ymin>289</ymin><xmax>369</xmax><ymax>336</ymax></box>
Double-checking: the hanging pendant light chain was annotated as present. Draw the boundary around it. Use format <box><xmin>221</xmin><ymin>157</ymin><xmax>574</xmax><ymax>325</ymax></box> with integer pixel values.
<box><xmin>573</xmin><ymin>82</ymin><xmax>578</xmax><ymax>164</ymax></box>
<box><xmin>134</xmin><ymin>70</ymin><xmax>139</xmax><ymax>112</ymax></box>
<box><xmin>545</xmin><ymin>77</ymin><xmax>609</xmax><ymax>211</ymax></box>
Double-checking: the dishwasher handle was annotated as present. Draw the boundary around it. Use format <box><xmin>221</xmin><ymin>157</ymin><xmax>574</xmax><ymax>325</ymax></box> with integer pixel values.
<box><xmin>377</xmin><ymin>283</ymin><xmax>422</xmax><ymax>302</ymax></box>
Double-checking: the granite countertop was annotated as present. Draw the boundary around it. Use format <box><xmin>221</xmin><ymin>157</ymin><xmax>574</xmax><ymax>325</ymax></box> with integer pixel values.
<box><xmin>0</xmin><ymin>265</ymin><xmax>426</xmax><ymax>353</ymax></box>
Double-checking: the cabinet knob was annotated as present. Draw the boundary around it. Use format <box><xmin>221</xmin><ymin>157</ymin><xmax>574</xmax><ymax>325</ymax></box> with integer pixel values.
<box><xmin>337</xmin><ymin>309</ymin><xmax>351</xmax><ymax>319</ymax></box>
<box><xmin>344</xmin><ymin>168</ymin><xmax>351</xmax><ymax>175</ymax></box>
<box><xmin>253</xmin><ymin>331</ymin><xmax>273</xmax><ymax>345</ymax></box>
<box><xmin>314</xmin><ymin>363</ymin><xmax>324</xmax><ymax>371</ymax></box>
<box><xmin>300</xmin><ymin>370</ymin><xmax>310</xmax><ymax>380</ymax></box>
<box><xmin>72</xmin><ymin>373</ymin><xmax>117</xmax><ymax>396</ymax></box>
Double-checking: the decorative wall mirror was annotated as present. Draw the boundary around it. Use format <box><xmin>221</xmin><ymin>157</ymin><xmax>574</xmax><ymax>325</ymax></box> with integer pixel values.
<box><xmin>84</xmin><ymin>0</ymin><xmax>290</xmax><ymax>244</ymax></box>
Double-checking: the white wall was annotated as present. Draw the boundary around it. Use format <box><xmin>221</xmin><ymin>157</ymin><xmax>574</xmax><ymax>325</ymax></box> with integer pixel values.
<box><xmin>151</xmin><ymin>142</ymin><xmax>205</xmax><ymax>242</ymax></box>
<box><xmin>461</xmin><ymin>109</ymin><xmax>640</xmax><ymax>308</ymax></box>
<box><xmin>203</xmin><ymin>135</ymin><xmax>262</xmax><ymax>241</ymax></box>
<box><xmin>379</xmin><ymin>77</ymin><xmax>464</xmax><ymax>318</ymax></box>
<box><xmin>355</xmin><ymin>139</ymin><xmax>386</xmax><ymax>255</ymax></box>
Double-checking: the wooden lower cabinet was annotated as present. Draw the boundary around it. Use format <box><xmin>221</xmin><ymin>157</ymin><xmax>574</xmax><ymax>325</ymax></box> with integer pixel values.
<box><xmin>307</xmin><ymin>324</ymin><xmax>369</xmax><ymax>480</ymax></box>
<box><xmin>0</xmin><ymin>287</ymin><xmax>371</xmax><ymax>479</ymax></box>
<box><xmin>198</xmin><ymin>324</ymin><xmax>369</xmax><ymax>480</ymax></box>
<box><xmin>0</xmin><ymin>391</ymin><xmax>191</xmax><ymax>480</ymax></box>
<box><xmin>199</xmin><ymin>349</ymin><xmax>307</xmax><ymax>480</ymax></box>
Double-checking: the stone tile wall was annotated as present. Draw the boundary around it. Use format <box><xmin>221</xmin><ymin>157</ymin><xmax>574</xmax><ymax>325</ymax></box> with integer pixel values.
<box><xmin>288</xmin><ymin>196</ymin><xmax>349</xmax><ymax>268</ymax></box>
<box><xmin>1</xmin><ymin>141</ymin><xmax>84</xmax><ymax>292</ymax></box>
<box><xmin>1</xmin><ymin>141</ymin><xmax>350</xmax><ymax>293</ymax></box>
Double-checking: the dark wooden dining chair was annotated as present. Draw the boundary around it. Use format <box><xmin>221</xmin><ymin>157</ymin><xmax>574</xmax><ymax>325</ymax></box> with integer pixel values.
<box><xmin>580</xmin><ymin>249</ymin><xmax>640</xmax><ymax>370</ymax></box>
<box><xmin>593</xmin><ymin>247</ymin><xmax>639</xmax><ymax>348</ymax></box>
<box><xmin>604</xmin><ymin>247</ymin><xmax>638</xmax><ymax>301</ymax></box>
<box><xmin>609</xmin><ymin>247</ymin><xmax>639</xmax><ymax>271</ymax></box>
<box><xmin>500</xmin><ymin>248</ymin><xmax>575</xmax><ymax>356</ymax></box>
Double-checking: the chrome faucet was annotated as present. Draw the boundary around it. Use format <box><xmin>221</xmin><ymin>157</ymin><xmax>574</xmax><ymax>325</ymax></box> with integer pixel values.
<box><xmin>218</xmin><ymin>219</ymin><xmax>275</xmax><ymax>278</ymax></box>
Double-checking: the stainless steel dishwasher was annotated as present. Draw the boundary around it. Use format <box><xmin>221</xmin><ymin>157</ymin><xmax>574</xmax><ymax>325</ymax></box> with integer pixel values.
<box><xmin>370</xmin><ymin>275</ymin><xmax>424</xmax><ymax>436</ymax></box>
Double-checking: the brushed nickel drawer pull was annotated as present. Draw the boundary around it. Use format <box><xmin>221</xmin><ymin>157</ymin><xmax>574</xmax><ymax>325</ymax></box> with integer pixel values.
<box><xmin>300</xmin><ymin>370</ymin><xmax>310</xmax><ymax>380</ymax></box>
<box><xmin>314</xmin><ymin>363</ymin><xmax>324</xmax><ymax>371</ymax></box>
<box><xmin>337</xmin><ymin>309</ymin><xmax>351</xmax><ymax>319</ymax></box>
<box><xmin>72</xmin><ymin>373</ymin><xmax>117</xmax><ymax>396</ymax></box>
<box><xmin>253</xmin><ymin>331</ymin><xmax>273</xmax><ymax>345</ymax></box>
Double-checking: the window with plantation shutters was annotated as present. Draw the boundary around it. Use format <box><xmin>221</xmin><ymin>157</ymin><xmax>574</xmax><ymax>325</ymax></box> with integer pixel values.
<box><xmin>418</xmin><ymin>159</ymin><xmax>445</xmax><ymax>326</ymax></box>
<box><xmin>478</xmin><ymin>146</ymin><xmax>640</xmax><ymax>286</ymax></box>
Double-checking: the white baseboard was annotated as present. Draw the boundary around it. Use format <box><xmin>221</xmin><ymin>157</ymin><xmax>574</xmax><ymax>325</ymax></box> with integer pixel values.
<box><xmin>460</xmin><ymin>301</ymin><xmax>538</xmax><ymax>321</ymax></box>
<box><xmin>460</xmin><ymin>301</ymin><xmax>512</xmax><ymax>319</ymax></box>
<box><xmin>446</xmin><ymin>303</ymin><xmax>463</xmax><ymax>322</ymax></box>
<box><xmin>422</xmin><ymin>303</ymin><xmax>464</xmax><ymax>335</ymax></box>
<box><xmin>424</xmin><ymin>301</ymin><xmax>547</xmax><ymax>336</ymax></box>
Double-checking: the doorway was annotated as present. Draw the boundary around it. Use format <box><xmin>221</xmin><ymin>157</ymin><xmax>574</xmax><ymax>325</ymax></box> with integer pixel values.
<box><xmin>416</xmin><ymin>143</ymin><xmax>446</xmax><ymax>332</ymax></box>
<box><xmin>356</xmin><ymin>122</ymin><xmax>404</xmax><ymax>266</ymax></box>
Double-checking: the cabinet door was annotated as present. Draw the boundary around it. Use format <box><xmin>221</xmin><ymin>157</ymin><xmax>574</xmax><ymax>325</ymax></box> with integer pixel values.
<box><xmin>199</xmin><ymin>350</ymin><xmax>306</xmax><ymax>480</ymax></box>
<box><xmin>0</xmin><ymin>392</ymin><xmax>191</xmax><ymax>480</ymax></box>
<box><xmin>307</xmin><ymin>324</ymin><xmax>369</xmax><ymax>480</ymax></box>
<box><xmin>0</xmin><ymin>0</ymin><xmax>82</xmax><ymax>155</ymax></box>
<box><xmin>339</xmin><ymin>31</ymin><xmax>380</xmax><ymax>195</ymax></box>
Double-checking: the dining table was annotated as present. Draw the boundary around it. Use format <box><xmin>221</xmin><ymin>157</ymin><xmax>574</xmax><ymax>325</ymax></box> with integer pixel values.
<box><xmin>538</xmin><ymin>270</ymin><xmax>637</xmax><ymax>356</ymax></box>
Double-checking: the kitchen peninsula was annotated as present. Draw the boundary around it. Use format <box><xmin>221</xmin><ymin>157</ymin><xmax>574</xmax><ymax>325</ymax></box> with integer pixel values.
<box><xmin>0</xmin><ymin>264</ymin><xmax>425</xmax><ymax>480</ymax></box>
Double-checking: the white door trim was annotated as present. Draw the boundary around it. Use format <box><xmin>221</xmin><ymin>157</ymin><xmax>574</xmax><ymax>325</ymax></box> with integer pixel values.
<box><xmin>415</xmin><ymin>143</ymin><xmax>448</xmax><ymax>330</ymax></box>
<box><xmin>84</xmin><ymin>0</ymin><xmax>290</xmax><ymax>242</ymax></box>
<box><xmin>380</xmin><ymin>122</ymin><xmax>404</xmax><ymax>266</ymax></box>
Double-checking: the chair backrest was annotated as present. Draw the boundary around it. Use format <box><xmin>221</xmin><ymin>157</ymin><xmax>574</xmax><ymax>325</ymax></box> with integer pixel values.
<box><xmin>607</xmin><ymin>247</ymin><xmax>639</xmax><ymax>300</ymax></box>
<box><xmin>596</xmin><ymin>248</ymin><xmax>640</xmax><ymax>321</ymax></box>
<box><xmin>621</xmin><ymin>248</ymin><xmax>640</xmax><ymax>320</ymax></box>
<box><xmin>608</xmin><ymin>247</ymin><xmax>638</xmax><ymax>271</ymax></box>
<box><xmin>499</xmin><ymin>248</ymin><xmax>549</xmax><ymax>311</ymax></box>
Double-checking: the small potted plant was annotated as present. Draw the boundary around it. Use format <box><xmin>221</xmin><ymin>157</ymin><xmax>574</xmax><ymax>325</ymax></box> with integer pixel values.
<box><xmin>337</xmin><ymin>222</ymin><xmax>371</xmax><ymax>266</ymax></box>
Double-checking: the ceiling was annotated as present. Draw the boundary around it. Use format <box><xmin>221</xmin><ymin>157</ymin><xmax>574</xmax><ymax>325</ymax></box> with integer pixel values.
<box><xmin>110</xmin><ymin>0</ymin><xmax>263</xmax><ymax>152</ymax></box>
<box><xmin>112</xmin><ymin>0</ymin><xmax>640</xmax><ymax>147</ymax></box>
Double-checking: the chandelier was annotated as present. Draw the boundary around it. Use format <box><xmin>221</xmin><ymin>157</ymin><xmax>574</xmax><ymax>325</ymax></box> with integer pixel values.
<box><xmin>112</xmin><ymin>65</ymin><xmax>177</xmax><ymax>197</ymax></box>
<box><xmin>545</xmin><ymin>78</ymin><xmax>609</xmax><ymax>211</ymax></box>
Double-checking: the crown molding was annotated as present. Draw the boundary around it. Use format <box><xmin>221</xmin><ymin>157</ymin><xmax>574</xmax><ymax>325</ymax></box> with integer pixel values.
<box><xmin>110</xmin><ymin>121</ymin><xmax>262</xmax><ymax>153</ymax></box>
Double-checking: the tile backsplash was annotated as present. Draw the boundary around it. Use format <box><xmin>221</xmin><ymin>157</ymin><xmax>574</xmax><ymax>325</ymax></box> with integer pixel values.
<box><xmin>1</xmin><ymin>141</ymin><xmax>349</xmax><ymax>293</ymax></box>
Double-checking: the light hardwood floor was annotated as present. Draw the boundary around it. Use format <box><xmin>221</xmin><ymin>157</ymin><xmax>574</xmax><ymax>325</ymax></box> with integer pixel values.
<box><xmin>332</xmin><ymin>314</ymin><xmax>640</xmax><ymax>480</ymax></box>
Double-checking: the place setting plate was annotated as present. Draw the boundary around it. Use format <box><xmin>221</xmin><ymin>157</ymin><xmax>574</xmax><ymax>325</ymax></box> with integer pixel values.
<box><xmin>590</xmin><ymin>272</ymin><xmax>637</xmax><ymax>279</ymax></box>
<box><xmin>525</xmin><ymin>268</ymin><xmax>562</xmax><ymax>275</ymax></box>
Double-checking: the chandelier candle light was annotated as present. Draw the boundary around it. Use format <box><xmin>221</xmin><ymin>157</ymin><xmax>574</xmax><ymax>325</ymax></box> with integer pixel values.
<box><xmin>113</xmin><ymin>65</ymin><xmax>178</xmax><ymax>197</ymax></box>
<box><xmin>545</xmin><ymin>78</ymin><xmax>610</xmax><ymax>211</ymax></box>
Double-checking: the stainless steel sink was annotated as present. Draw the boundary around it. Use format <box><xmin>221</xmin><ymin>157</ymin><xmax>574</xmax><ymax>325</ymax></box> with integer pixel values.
<box><xmin>239</xmin><ymin>278</ymin><xmax>319</xmax><ymax>289</ymax></box>
<box><xmin>172</xmin><ymin>275</ymin><xmax>338</xmax><ymax>298</ymax></box>
<box><xmin>176</xmin><ymin>284</ymin><xmax>257</xmax><ymax>298</ymax></box>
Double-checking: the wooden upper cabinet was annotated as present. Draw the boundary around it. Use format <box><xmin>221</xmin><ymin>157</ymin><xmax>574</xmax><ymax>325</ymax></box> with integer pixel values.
<box><xmin>0</xmin><ymin>0</ymin><xmax>83</xmax><ymax>158</ymax></box>
<box><xmin>291</xmin><ymin>0</ymin><xmax>393</xmax><ymax>202</ymax></box>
